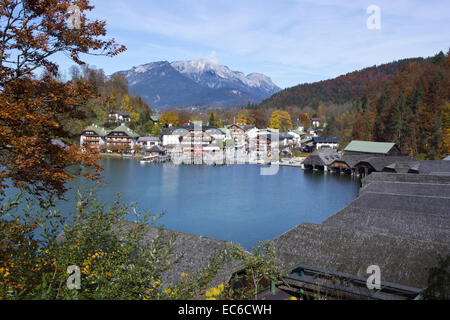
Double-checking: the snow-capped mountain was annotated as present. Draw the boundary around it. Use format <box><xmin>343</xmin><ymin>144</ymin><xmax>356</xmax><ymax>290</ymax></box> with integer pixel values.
<box><xmin>115</xmin><ymin>60</ymin><xmax>280</xmax><ymax>109</ymax></box>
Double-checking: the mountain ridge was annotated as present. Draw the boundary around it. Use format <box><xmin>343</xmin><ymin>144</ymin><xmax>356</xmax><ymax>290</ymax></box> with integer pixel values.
<box><xmin>116</xmin><ymin>60</ymin><xmax>281</xmax><ymax>109</ymax></box>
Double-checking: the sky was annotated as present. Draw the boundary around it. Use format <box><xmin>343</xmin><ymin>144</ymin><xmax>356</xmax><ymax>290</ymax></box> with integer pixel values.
<box><xmin>53</xmin><ymin>0</ymin><xmax>450</xmax><ymax>89</ymax></box>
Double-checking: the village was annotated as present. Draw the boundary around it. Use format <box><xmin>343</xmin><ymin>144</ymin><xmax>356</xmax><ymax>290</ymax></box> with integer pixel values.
<box><xmin>80</xmin><ymin>110</ymin><xmax>450</xmax><ymax>175</ymax></box>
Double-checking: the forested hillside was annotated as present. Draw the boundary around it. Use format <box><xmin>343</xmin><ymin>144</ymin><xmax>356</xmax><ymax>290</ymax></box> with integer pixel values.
<box><xmin>259</xmin><ymin>58</ymin><xmax>423</xmax><ymax>109</ymax></box>
<box><xmin>252</xmin><ymin>51</ymin><xmax>449</xmax><ymax>159</ymax></box>
<box><xmin>62</xmin><ymin>66</ymin><xmax>155</xmax><ymax>138</ymax></box>
<box><xmin>347</xmin><ymin>51</ymin><xmax>450</xmax><ymax>159</ymax></box>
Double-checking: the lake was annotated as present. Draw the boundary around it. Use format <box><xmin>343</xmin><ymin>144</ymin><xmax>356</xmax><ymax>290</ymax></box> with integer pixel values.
<box><xmin>5</xmin><ymin>158</ymin><xmax>360</xmax><ymax>249</ymax></box>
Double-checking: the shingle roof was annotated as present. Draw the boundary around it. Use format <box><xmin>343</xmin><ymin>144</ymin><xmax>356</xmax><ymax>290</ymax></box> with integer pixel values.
<box><xmin>360</xmin><ymin>181</ymin><xmax>450</xmax><ymax>199</ymax></box>
<box><xmin>356</xmin><ymin>156</ymin><xmax>415</xmax><ymax>171</ymax></box>
<box><xmin>272</xmin><ymin>222</ymin><xmax>449</xmax><ymax>288</ymax></box>
<box><xmin>330</xmin><ymin>154</ymin><xmax>372</xmax><ymax>169</ymax></box>
<box><xmin>344</xmin><ymin>141</ymin><xmax>396</xmax><ymax>154</ymax></box>
<box><xmin>108</xmin><ymin>125</ymin><xmax>139</xmax><ymax>138</ymax></box>
<box><xmin>350</xmin><ymin>192</ymin><xmax>450</xmax><ymax>216</ymax></box>
<box><xmin>362</xmin><ymin>172</ymin><xmax>450</xmax><ymax>186</ymax></box>
<box><xmin>324</xmin><ymin>205</ymin><xmax>450</xmax><ymax>244</ymax></box>
<box><xmin>303</xmin><ymin>149</ymin><xmax>341</xmax><ymax>167</ymax></box>
<box><xmin>138</xmin><ymin>136</ymin><xmax>160</xmax><ymax>142</ymax></box>
<box><xmin>383</xmin><ymin>160</ymin><xmax>420</xmax><ymax>173</ymax></box>
<box><xmin>417</xmin><ymin>160</ymin><xmax>450</xmax><ymax>176</ymax></box>
<box><xmin>313</xmin><ymin>137</ymin><xmax>340</xmax><ymax>144</ymax></box>
<box><xmin>82</xmin><ymin>124</ymin><xmax>108</xmax><ymax>137</ymax></box>
<box><xmin>145</xmin><ymin>145</ymin><xmax>166</xmax><ymax>153</ymax></box>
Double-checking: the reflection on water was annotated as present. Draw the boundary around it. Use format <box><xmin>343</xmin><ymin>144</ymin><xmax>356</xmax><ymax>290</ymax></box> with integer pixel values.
<box><xmin>5</xmin><ymin>158</ymin><xmax>360</xmax><ymax>249</ymax></box>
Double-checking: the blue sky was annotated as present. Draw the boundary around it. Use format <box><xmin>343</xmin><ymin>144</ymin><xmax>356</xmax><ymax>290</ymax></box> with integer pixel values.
<box><xmin>54</xmin><ymin>0</ymin><xmax>450</xmax><ymax>89</ymax></box>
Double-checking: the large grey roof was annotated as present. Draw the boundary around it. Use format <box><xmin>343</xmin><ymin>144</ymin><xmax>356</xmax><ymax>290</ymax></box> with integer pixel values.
<box><xmin>349</xmin><ymin>192</ymin><xmax>450</xmax><ymax>216</ymax></box>
<box><xmin>272</xmin><ymin>222</ymin><xmax>449</xmax><ymax>288</ymax></box>
<box><xmin>359</xmin><ymin>181</ymin><xmax>450</xmax><ymax>198</ymax></box>
<box><xmin>324</xmin><ymin>205</ymin><xmax>450</xmax><ymax>244</ymax></box>
<box><xmin>362</xmin><ymin>173</ymin><xmax>450</xmax><ymax>187</ymax></box>
<box><xmin>417</xmin><ymin>160</ymin><xmax>450</xmax><ymax>176</ymax></box>
<box><xmin>383</xmin><ymin>160</ymin><xmax>420</xmax><ymax>173</ymax></box>
<box><xmin>356</xmin><ymin>156</ymin><xmax>415</xmax><ymax>172</ymax></box>
<box><xmin>273</xmin><ymin>171</ymin><xmax>450</xmax><ymax>290</ymax></box>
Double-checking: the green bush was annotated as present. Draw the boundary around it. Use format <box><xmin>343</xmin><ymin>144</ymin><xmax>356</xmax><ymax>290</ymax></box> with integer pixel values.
<box><xmin>0</xmin><ymin>191</ymin><xmax>283</xmax><ymax>300</ymax></box>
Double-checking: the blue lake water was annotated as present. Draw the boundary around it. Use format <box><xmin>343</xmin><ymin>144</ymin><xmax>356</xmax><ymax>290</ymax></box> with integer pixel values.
<box><xmin>5</xmin><ymin>158</ymin><xmax>360</xmax><ymax>249</ymax></box>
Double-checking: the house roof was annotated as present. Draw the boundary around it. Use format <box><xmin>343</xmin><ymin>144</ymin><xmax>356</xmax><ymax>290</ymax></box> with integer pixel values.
<box><xmin>303</xmin><ymin>149</ymin><xmax>341</xmax><ymax>166</ymax></box>
<box><xmin>138</xmin><ymin>136</ymin><xmax>160</xmax><ymax>142</ymax></box>
<box><xmin>362</xmin><ymin>172</ymin><xmax>450</xmax><ymax>186</ymax></box>
<box><xmin>108</xmin><ymin>125</ymin><xmax>139</xmax><ymax>138</ymax></box>
<box><xmin>330</xmin><ymin>154</ymin><xmax>373</xmax><ymax>169</ymax></box>
<box><xmin>417</xmin><ymin>160</ymin><xmax>450</xmax><ymax>176</ymax></box>
<box><xmin>383</xmin><ymin>160</ymin><xmax>420</xmax><ymax>173</ymax></box>
<box><xmin>206</xmin><ymin>128</ymin><xmax>225</xmax><ymax>135</ymax></box>
<box><xmin>313</xmin><ymin>137</ymin><xmax>340</xmax><ymax>144</ymax></box>
<box><xmin>344</xmin><ymin>141</ymin><xmax>396</xmax><ymax>154</ymax></box>
<box><xmin>272</xmin><ymin>222</ymin><xmax>449</xmax><ymax>288</ymax></box>
<box><xmin>110</xmin><ymin>110</ymin><xmax>130</xmax><ymax>116</ymax></box>
<box><xmin>324</xmin><ymin>205</ymin><xmax>450</xmax><ymax>245</ymax></box>
<box><xmin>355</xmin><ymin>156</ymin><xmax>415</xmax><ymax>171</ymax></box>
<box><xmin>145</xmin><ymin>145</ymin><xmax>166</xmax><ymax>153</ymax></box>
<box><xmin>289</xmin><ymin>129</ymin><xmax>305</xmax><ymax>136</ymax></box>
<box><xmin>279</xmin><ymin>133</ymin><xmax>294</xmax><ymax>140</ymax></box>
<box><xmin>273</xmin><ymin>171</ymin><xmax>450</xmax><ymax>289</ymax></box>
<box><xmin>82</xmin><ymin>124</ymin><xmax>108</xmax><ymax>137</ymax></box>
<box><xmin>150</xmin><ymin>115</ymin><xmax>159</xmax><ymax>122</ymax></box>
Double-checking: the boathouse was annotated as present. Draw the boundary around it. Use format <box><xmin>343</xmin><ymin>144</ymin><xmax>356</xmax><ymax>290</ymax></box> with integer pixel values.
<box><xmin>354</xmin><ymin>156</ymin><xmax>415</xmax><ymax>176</ymax></box>
<box><xmin>272</xmin><ymin>172</ymin><xmax>450</xmax><ymax>298</ymax></box>
<box><xmin>144</xmin><ymin>145</ymin><xmax>166</xmax><ymax>157</ymax></box>
<box><xmin>344</xmin><ymin>140</ymin><xmax>401</xmax><ymax>157</ymax></box>
<box><xmin>303</xmin><ymin>149</ymin><xmax>341</xmax><ymax>171</ymax></box>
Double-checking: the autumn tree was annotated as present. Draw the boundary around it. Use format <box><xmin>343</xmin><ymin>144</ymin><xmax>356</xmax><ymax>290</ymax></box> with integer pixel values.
<box><xmin>159</xmin><ymin>110</ymin><xmax>180</xmax><ymax>127</ymax></box>
<box><xmin>249</xmin><ymin>109</ymin><xmax>268</xmax><ymax>128</ymax></box>
<box><xmin>270</xmin><ymin>110</ymin><xmax>292</xmax><ymax>132</ymax></box>
<box><xmin>236</xmin><ymin>109</ymin><xmax>250</xmax><ymax>125</ymax></box>
<box><xmin>0</xmin><ymin>0</ymin><xmax>125</xmax><ymax>203</ymax></box>
<box><xmin>298</xmin><ymin>113</ymin><xmax>311</xmax><ymax>129</ymax></box>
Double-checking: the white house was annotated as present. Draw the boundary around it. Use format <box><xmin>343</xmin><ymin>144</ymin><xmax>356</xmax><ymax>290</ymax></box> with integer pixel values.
<box><xmin>80</xmin><ymin>124</ymin><xmax>108</xmax><ymax>152</ymax></box>
<box><xmin>137</xmin><ymin>136</ymin><xmax>161</xmax><ymax>149</ymax></box>
<box><xmin>313</xmin><ymin>137</ymin><xmax>340</xmax><ymax>150</ymax></box>
<box><xmin>108</xmin><ymin>110</ymin><xmax>131</xmax><ymax>123</ymax></box>
<box><xmin>312</xmin><ymin>118</ymin><xmax>321</xmax><ymax>128</ymax></box>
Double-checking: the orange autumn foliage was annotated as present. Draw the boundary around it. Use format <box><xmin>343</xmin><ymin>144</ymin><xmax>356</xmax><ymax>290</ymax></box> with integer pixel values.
<box><xmin>0</xmin><ymin>0</ymin><xmax>126</xmax><ymax>204</ymax></box>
